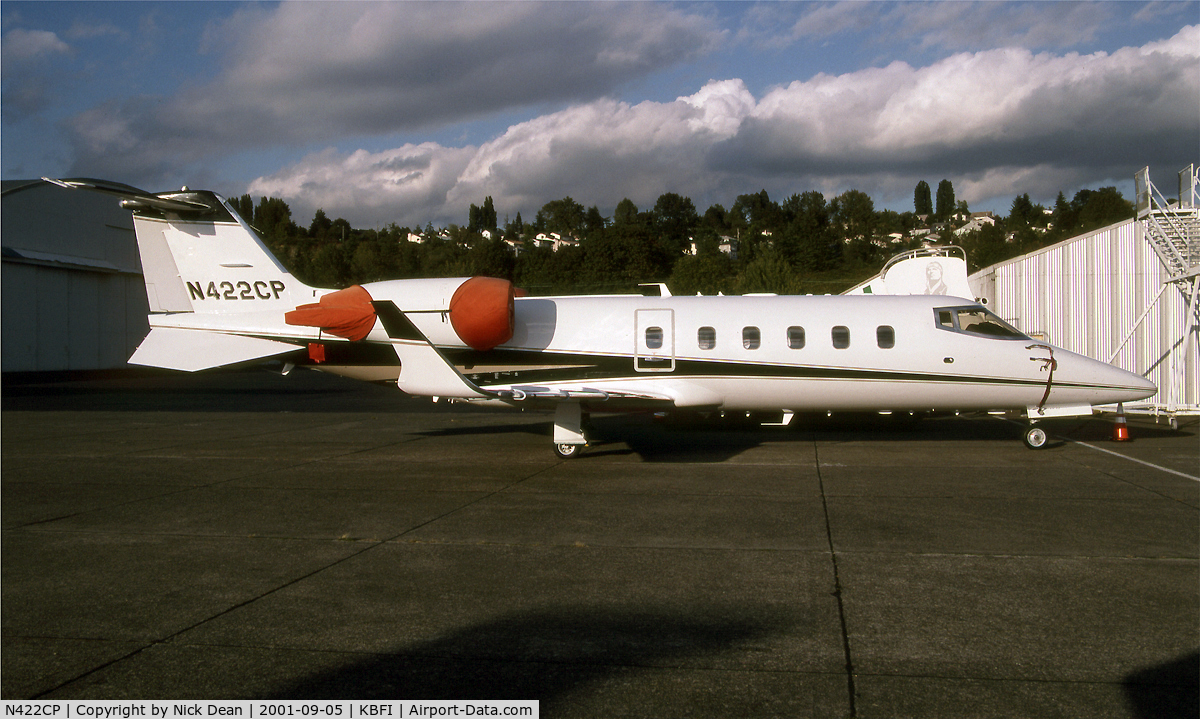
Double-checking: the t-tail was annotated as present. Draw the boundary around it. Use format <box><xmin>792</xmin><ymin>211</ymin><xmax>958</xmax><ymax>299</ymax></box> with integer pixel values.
<box><xmin>44</xmin><ymin>178</ymin><xmax>326</xmax><ymax>371</ymax></box>
<box><xmin>45</xmin><ymin>178</ymin><xmax>316</xmax><ymax>312</ymax></box>
<box><xmin>46</xmin><ymin>178</ymin><xmax>516</xmax><ymax>379</ymax></box>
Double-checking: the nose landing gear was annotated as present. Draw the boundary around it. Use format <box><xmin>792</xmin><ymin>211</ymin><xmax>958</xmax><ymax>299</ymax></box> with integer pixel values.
<box><xmin>1023</xmin><ymin>424</ymin><xmax>1049</xmax><ymax>449</ymax></box>
<box><xmin>554</xmin><ymin>442</ymin><xmax>583</xmax><ymax>459</ymax></box>
<box><xmin>553</xmin><ymin>401</ymin><xmax>588</xmax><ymax>459</ymax></box>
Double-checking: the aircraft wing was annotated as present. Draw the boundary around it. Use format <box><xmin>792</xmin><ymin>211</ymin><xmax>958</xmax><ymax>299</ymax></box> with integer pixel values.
<box><xmin>130</xmin><ymin>327</ymin><xmax>300</xmax><ymax>372</ymax></box>
<box><xmin>372</xmin><ymin>300</ymin><xmax>491</xmax><ymax>399</ymax></box>
<box><xmin>499</xmin><ymin>385</ymin><xmax>673</xmax><ymax>404</ymax></box>
<box><xmin>372</xmin><ymin>300</ymin><xmax>676</xmax><ymax>406</ymax></box>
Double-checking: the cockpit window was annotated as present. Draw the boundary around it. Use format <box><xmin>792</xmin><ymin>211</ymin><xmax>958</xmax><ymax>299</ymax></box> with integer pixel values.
<box><xmin>934</xmin><ymin>306</ymin><xmax>1027</xmax><ymax>339</ymax></box>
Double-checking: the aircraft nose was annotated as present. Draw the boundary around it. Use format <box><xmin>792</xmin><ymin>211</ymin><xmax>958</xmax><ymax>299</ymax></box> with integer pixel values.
<box><xmin>1094</xmin><ymin>359</ymin><xmax>1157</xmax><ymax>403</ymax></box>
<box><xmin>1052</xmin><ymin>349</ymin><xmax>1157</xmax><ymax>404</ymax></box>
<box><xmin>1128</xmin><ymin>372</ymin><xmax>1158</xmax><ymax>399</ymax></box>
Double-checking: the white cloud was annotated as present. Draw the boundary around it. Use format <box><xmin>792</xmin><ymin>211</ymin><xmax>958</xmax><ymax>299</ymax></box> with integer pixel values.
<box><xmin>247</xmin><ymin>144</ymin><xmax>477</xmax><ymax>226</ymax></box>
<box><xmin>743</xmin><ymin>1</ymin><xmax>1123</xmax><ymax>54</ymax></box>
<box><xmin>0</xmin><ymin>28</ymin><xmax>68</xmax><ymax>70</ymax></box>
<box><xmin>1</xmin><ymin>28</ymin><xmax>71</xmax><ymax>119</ymax></box>
<box><xmin>246</xmin><ymin>25</ymin><xmax>1198</xmax><ymax>227</ymax></box>
<box><xmin>64</xmin><ymin>2</ymin><xmax>722</xmax><ymax>182</ymax></box>
<box><xmin>63</xmin><ymin>20</ymin><xmax>125</xmax><ymax>41</ymax></box>
<box><xmin>718</xmin><ymin>25</ymin><xmax>1199</xmax><ymax>185</ymax></box>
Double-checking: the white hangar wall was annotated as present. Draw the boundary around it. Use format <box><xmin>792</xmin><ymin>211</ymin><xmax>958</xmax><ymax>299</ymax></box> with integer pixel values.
<box><xmin>2</xmin><ymin>180</ymin><xmax>150</xmax><ymax>372</ymax></box>
<box><xmin>969</xmin><ymin>217</ymin><xmax>1198</xmax><ymax>416</ymax></box>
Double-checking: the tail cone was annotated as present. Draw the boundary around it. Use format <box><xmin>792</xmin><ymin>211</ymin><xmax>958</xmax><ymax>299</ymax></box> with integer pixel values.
<box><xmin>1112</xmin><ymin>403</ymin><xmax>1130</xmax><ymax>442</ymax></box>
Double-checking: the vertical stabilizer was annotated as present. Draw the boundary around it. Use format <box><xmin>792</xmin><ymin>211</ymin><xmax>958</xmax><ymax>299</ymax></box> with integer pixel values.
<box><xmin>44</xmin><ymin>178</ymin><xmax>318</xmax><ymax>314</ymax></box>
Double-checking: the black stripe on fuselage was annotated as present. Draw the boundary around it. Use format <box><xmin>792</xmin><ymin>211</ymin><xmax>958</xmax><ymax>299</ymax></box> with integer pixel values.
<box><xmin>441</xmin><ymin>347</ymin><xmax>1130</xmax><ymax>392</ymax></box>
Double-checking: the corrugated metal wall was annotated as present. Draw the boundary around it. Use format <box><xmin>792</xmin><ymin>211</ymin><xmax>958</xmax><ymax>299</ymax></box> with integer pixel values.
<box><xmin>2</xmin><ymin>181</ymin><xmax>150</xmax><ymax>372</ymax></box>
<box><xmin>970</xmin><ymin>218</ymin><xmax>1198</xmax><ymax>414</ymax></box>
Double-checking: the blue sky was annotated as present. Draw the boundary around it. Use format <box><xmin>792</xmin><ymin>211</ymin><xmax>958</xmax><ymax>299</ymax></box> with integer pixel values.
<box><xmin>3</xmin><ymin>1</ymin><xmax>1197</xmax><ymax>228</ymax></box>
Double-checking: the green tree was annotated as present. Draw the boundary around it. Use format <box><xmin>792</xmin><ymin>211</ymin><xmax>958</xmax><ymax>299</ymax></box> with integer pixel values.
<box><xmin>830</xmin><ymin>189</ymin><xmax>876</xmax><ymax>241</ymax></box>
<box><xmin>253</xmin><ymin>197</ymin><xmax>294</xmax><ymax>240</ymax></box>
<box><xmin>612</xmin><ymin>198</ymin><xmax>640</xmax><ymax>226</ymax></box>
<box><xmin>584</xmin><ymin>205</ymin><xmax>607</xmax><ymax>235</ymax></box>
<box><xmin>652</xmin><ymin>192</ymin><xmax>699</xmax><ymax>256</ymax></box>
<box><xmin>481</xmin><ymin>196</ymin><xmax>497</xmax><ymax>231</ymax></box>
<box><xmin>669</xmin><ymin>251</ymin><xmax>734</xmax><ymax>296</ymax></box>
<box><xmin>701</xmin><ymin>203</ymin><xmax>730</xmax><ymax>232</ymax></box>
<box><xmin>468</xmin><ymin>204</ymin><xmax>481</xmax><ymax>233</ymax></box>
<box><xmin>736</xmin><ymin>244</ymin><xmax>801</xmax><ymax>294</ymax></box>
<box><xmin>778</xmin><ymin>191</ymin><xmax>840</xmax><ymax>272</ymax></box>
<box><xmin>514</xmin><ymin>244</ymin><xmax>556</xmax><ymax>289</ymax></box>
<box><xmin>504</xmin><ymin>212</ymin><xmax>524</xmax><ymax>241</ymax></box>
<box><xmin>467</xmin><ymin>237</ymin><xmax>515</xmax><ymax>279</ymax></box>
<box><xmin>541</xmin><ymin>197</ymin><xmax>586</xmax><ymax>236</ymax></box>
<box><xmin>309</xmin><ymin>242</ymin><xmax>349</xmax><ymax>287</ymax></box>
<box><xmin>582</xmin><ymin>222</ymin><xmax>669</xmax><ymax>286</ymax></box>
<box><xmin>732</xmin><ymin>189</ymin><xmax>782</xmax><ymax>232</ymax></box>
<box><xmin>330</xmin><ymin>217</ymin><xmax>352</xmax><ymax>242</ymax></box>
<box><xmin>935</xmin><ymin>179</ymin><xmax>955</xmax><ymax>220</ymax></box>
<box><xmin>914</xmin><ymin>181</ymin><xmax>933</xmax><ymax>216</ymax></box>
<box><xmin>1009</xmin><ymin>193</ymin><xmax>1037</xmax><ymax>228</ymax></box>
<box><xmin>309</xmin><ymin>209</ymin><xmax>332</xmax><ymax>239</ymax></box>
<box><xmin>962</xmin><ymin>222</ymin><xmax>1010</xmax><ymax>271</ymax></box>
<box><xmin>233</xmin><ymin>194</ymin><xmax>254</xmax><ymax>223</ymax></box>
<box><xmin>1077</xmin><ymin>186</ymin><xmax>1134</xmax><ymax>231</ymax></box>
<box><xmin>349</xmin><ymin>241</ymin><xmax>385</xmax><ymax>283</ymax></box>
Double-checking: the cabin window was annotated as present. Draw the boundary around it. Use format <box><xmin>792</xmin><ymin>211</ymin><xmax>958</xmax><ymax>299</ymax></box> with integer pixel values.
<box><xmin>831</xmin><ymin>326</ymin><xmax>850</xmax><ymax>349</ymax></box>
<box><xmin>698</xmin><ymin>326</ymin><xmax>716</xmax><ymax>350</ymax></box>
<box><xmin>645</xmin><ymin>327</ymin><xmax>664</xmax><ymax>350</ymax></box>
<box><xmin>787</xmin><ymin>326</ymin><xmax>806</xmax><ymax>349</ymax></box>
<box><xmin>877</xmin><ymin>325</ymin><xmax>895</xmax><ymax>349</ymax></box>
<box><xmin>743</xmin><ymin>326</ymin><xmax>760</xmax><ymax>350</ymax></box>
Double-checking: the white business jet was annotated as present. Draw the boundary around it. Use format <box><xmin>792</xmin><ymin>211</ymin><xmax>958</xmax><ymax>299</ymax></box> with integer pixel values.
<box><xmin>48</xmin><ymin>179</ymin><xmax>1156</xmax><ymax>456</ymax></box>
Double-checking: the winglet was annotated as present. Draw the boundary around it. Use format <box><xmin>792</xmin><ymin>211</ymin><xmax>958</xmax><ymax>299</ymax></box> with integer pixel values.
<box><xmin>372</xmin><ymin>301</ymin><xmax>488</xmax><ymax>399</ymax></box>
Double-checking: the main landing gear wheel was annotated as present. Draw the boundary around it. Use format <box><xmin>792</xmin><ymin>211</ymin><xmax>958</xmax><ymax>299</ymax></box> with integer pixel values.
<box><xmin>1023</xmin><ymin>426</ymin><xmax>1049</xmax><ymax>450</ymax></box>
<box><xmin>554</xmin><ymin>443</ymin><xmax>584</xmax><ymax>459</ymax></box>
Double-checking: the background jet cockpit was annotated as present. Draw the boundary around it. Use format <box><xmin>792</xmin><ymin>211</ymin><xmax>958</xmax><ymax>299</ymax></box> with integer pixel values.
<box><xmin>935</xmin><ymin>306</ymin><xmax>1028</xmax><ymax>339</ymax></box>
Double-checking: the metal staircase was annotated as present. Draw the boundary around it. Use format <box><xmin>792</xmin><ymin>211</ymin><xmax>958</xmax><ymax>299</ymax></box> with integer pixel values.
<box><xmin>1136</xmin><ymin>165</ymin><xmax>1199</xmax><ymax>285</ymax></box>
<box><xmin>1133</xmin><ymin>165</ymin><xmax>1199</xmax><ymax>418</ymax></box>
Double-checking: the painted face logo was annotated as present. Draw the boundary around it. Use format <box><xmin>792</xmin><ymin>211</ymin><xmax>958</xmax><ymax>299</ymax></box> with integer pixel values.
<box><xmin>187</xmin><ymin>281</ymin><xmax>285</xmax><ymax>301</ymax></box>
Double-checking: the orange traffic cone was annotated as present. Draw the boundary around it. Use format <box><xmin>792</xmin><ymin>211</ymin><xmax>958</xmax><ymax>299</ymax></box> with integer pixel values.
<box><xmin>1112</xmin><ymin>403</ymin><xmax>1130</xmax><ymax>442</ymax></box>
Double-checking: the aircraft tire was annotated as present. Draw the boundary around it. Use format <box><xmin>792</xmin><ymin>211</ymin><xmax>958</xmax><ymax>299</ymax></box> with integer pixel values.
<box><xmin>1023</xmin><ymin>426</ymin><xmax>1049</xmax><ymax>450</ymax></box>
<box><xmin>554</xmin><ymin>443</ymin><xmax>583</xmax><ymax>459</ymax></box>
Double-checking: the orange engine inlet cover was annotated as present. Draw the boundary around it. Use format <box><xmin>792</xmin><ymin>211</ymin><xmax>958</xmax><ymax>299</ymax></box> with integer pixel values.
<box><xmin>449</xmin><ymin>276</ymin><xmax>515</xmax><ymax>351</ymax></box>
<box><xmin>284</xmin><ymin>285</ymin><xmax>377</xmax><ymax>341</ymax></box>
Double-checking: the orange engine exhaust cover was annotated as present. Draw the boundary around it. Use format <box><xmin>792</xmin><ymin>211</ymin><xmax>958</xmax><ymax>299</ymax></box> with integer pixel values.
<box><xmin>449</xmin><ymin>276</ymin><xmax>515</xmax><ymax>351</ymax></box>
<box><xmin>285</xmin><ymin>285</ymin><xmax>377</xmax><ymax>341</ymax></box>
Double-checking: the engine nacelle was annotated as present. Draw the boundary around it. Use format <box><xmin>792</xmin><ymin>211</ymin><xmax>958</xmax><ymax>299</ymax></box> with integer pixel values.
<box><xmin>284</xmin><ymin>285</ymin><xmax>376</xmax><ymax>341</ymax></box>
<box><xmin>359</xmin><ymin>276</ymin><xmax>515</xmax><ymax>350</ymax></box>
<box><xmin>448</xmin><ymin>276</ymin><xmax>515</xmax><ymax>351</ymax></box>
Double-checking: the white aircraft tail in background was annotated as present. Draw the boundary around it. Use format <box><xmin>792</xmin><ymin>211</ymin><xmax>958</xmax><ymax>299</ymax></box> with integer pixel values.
<box><xmin>49</xmin><ymin>178</ymin><xmax>1158</xmax><ymax>456</ymax></box>
<box><xmin>843</xmin><ymin>246</ymin><xmax>975</xmax><ymax>299</ymax></box>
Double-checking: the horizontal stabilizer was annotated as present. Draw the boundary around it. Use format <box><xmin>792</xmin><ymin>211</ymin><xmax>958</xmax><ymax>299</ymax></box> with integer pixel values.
<box><xmin>42</xmin><ymin>177</ymin><xmax>220</xmax><ymax>214</ymax></box>
<box><xmin>129</xmin><ymin>327</ymin><xmax>299</xmax><ymax>372</ymax></box>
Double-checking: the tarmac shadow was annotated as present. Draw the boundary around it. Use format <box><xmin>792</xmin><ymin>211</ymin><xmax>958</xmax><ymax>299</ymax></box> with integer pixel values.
<box><xmin>582</xmin><ymin>412</ymin><xmax>1031</xmax><ymax>463</ymax></box>
<box><xmin>267</xmin><ymin>606</ymin><xmax>783</xmax><ymax>705</ymax></box>
<box><xmin>1122</xmin><ymin>650</ymin><xmax>1199</xmax><ymax>719</ymax></box>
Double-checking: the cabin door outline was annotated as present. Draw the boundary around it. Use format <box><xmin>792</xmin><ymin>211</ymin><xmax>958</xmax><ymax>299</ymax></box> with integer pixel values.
<box><xmin>635</xmin><ymin>308</ymin><xmax>675</xmax><ymax>372</ymax></box>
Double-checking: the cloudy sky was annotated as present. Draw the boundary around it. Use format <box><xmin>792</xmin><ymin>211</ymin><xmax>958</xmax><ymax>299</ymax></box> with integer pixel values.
<box><xmin>3</xmin><ymin>1</ymin><xmax>1197</xmax><ymax>228</ymax></box>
